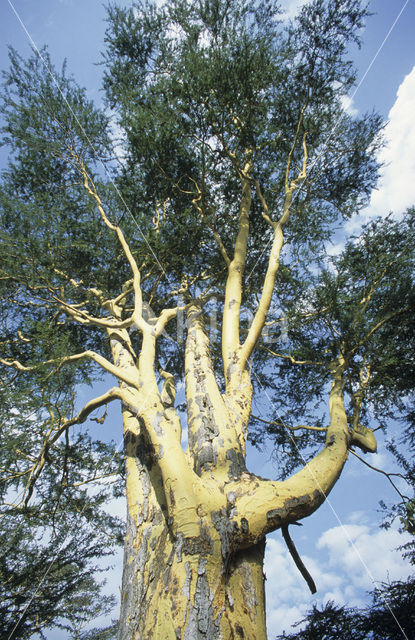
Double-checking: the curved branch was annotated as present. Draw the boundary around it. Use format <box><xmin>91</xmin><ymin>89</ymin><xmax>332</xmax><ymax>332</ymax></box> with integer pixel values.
<box><xmin>190</xmin><ymin>180</ymin><xmax>231</xmax><ymax>266</ymax></box>
<box><xmin>254</xmin><ymin>179</ymin><xmax>275</xmax><ymax>229</ymax></box>
<box><xmin>154</xmin><ymin>306</ymin><xmax>181</xmax><ymax>337</ymax></box>
<box><xmin>239</xmin><ymin>222</ymin><xmax>284</xmax><ymax>367</ymax></box>
<box><xmin>251</xmin><ymin>415</ymin><xmax>327</xmax><ymax>432</ymax></box>
<box><xmin>56</xmin><ymin>296</ymin><xmax>135</xmax><ymax>329</ymax></box>
<box><xmin>232</xmin><ymin>358</ymin><xmax>350</xmax><ymax>543</ymax></box>
<box><xmin>21</xmin><ymin>387</ymin><xmax>126</xmax><ymax>507</ymax></box>
<box><xmin>1</xmin><ymin>350</ymin><xmax>139</xmax><ymax>388</ymax></box>
<box><xmin>264</xmin><ymin>347</ymin><xmax>326</xmax><ymax>367</ymax></box>
<box><xmin>78</xmin><ymin>160</ymin><xmax>147</xmax><ymax>329</ymax></box>
<box><xmin>238</xmin><ymin>131</ymin><xmax>309</xmax><ymax>369</ymax></box>
<box><xmin>348</xmin><ymin>448</ymin><xmax>409</xmax><ymax>501</ymax></box>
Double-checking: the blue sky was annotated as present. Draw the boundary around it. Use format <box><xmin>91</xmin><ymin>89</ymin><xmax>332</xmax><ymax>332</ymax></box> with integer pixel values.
<box><xmin>1</xmin><ymin>1</ymin><xmax>414</xmax><ymax>638</ymax></box>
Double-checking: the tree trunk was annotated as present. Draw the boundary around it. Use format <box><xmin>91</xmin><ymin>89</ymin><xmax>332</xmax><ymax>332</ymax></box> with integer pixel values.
<box><xmin>111</xmin><ymin>320</ymin><xmax>354</xmax><ymax>640</ymax></box>
<box><xmin>118</xmin><ymin>452</ymin><xmax>267</xmax><ymax>640</ymax></box>
<box><xmin>106</xmin><ymin>293</ymin><xmax>355</xmax><ymax>640</ymax></box>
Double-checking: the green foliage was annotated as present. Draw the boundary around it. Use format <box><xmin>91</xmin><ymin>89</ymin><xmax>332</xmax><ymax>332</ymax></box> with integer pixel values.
<box><xmin>0</xmin><ymin>514</ymin><xmax>118</xmax><ymax>640</ymax></box>
<box><xmin>275</xmin><ymin>578</ymin><xmax>415</xmax><ymax>640</ymax></box>
<box><xmin>103</xmin><ymin>0</ymin><xmax>381</xmax><ymax>289</ymax></box>
<box><xmin>250</xmin><ymin>210</ymin><xmax>415</xmax><ymax>476</ymax></box>
<box><xmin>0</xmin><ymin>382</ymin><xmax>123</xmax><ymax>638</ymax></box>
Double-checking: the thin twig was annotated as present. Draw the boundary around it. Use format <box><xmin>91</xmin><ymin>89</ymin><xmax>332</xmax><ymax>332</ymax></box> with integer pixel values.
<box><xmin>348</xmin><ymin>448</ymin><xmax>409</xmax><ymax>501</ymax></box>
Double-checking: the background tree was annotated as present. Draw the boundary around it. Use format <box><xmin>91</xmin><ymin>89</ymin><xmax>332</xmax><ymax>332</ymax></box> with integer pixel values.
<box><xmin>0</xmin><ymin>363</ymin><xmax>123</xmax><ymax>638</ymax></box>
<box><xmin>274</xmin><ymin>580</ymin><xmax>415</xmax><ymax>640</ymax></box>
<box><xmin>0</xmin><ymin>1</ymin><xmax>413</xmax><ymax>639</ymax></box>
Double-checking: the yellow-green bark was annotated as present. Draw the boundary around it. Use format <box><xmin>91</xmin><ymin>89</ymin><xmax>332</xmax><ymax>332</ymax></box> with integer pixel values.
<box><xmin>74</xmin><ymin>147</ymin><xmax>358</xmax><ymax>639</ymax></box>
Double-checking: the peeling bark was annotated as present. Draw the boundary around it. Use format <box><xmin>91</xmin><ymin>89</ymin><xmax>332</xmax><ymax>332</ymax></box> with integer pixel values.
<box><xmin>113</xmin><ymin>326</ymin><xmax>351</xmax><ymax>639</ymax></box>
<box><xmin>185</xmin><ymin>303</ymin><xmax>248</xmax><ymax>479</ymax></box>
<box><xmin>119</xmin><ymin>444</ymin><xmax>268</xmax><ymax>640</ymax></box>
<box><xmin>93</xmin><ymin>167</ymin><xmax>353</xmax><ymax>639</ymax></box>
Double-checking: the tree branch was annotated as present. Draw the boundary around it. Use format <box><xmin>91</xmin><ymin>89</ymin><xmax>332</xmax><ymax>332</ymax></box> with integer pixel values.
<box><xmin>282</xmin><ymin>524</ymin><xmax>317</xmax><ymax>594</ymax></box>
<box><xmin>55</xmin><ymin>296</ymin><xmax>135</xmax><ymax>330</ymax></box>
<box><xmin>185</xmin><ymin>302</ymin><xmax>247</xmax><ymax>476</ymax></box>
<box><xmin>251</xmin><ymin>414</ymin><xmax>327</xmax><ymax>432</ymax></box>
<box><xmin>348</xmin><ymin>448</ymin><xmax>409</xmax><ymax>501</ymax></box>
<box><xmin>231</xmin><ymin>356</ymin><xmax>350</xmax><ymax>544</ymax></box>
<box><xmin>78</xmin><ymin>159</ymin><xmax>148</xmax><ymax>332</ymax></box>
<box><xmin>20</xmin><ymin>387</ymin><xmax>126</xmax><ymax>508</ymax></box>
<box><xmin>0</xmin><ymin>350</ymin><xmax>139</xmax><ymax>388</ymax></box>
<box><xmin>238</xmin><ymin>130</ymin><xmax>309</xmax><ymax>369</ymax></box>
<box><xmin>190</xmin><ymin>179</ymin><xmax>231</xmax><ymax>266</ymax></box>
<box><xmin>222</xmin><ymin>161</ymin><xmax>252</xmax><ymax>381</ymax></box>
<box><xmin>264</xmin><ymin>347</ymin><xmax>326</xmax><ymax>367</ymax></box>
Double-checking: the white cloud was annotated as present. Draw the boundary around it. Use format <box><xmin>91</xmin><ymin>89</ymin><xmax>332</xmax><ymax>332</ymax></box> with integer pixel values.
<box><xmin>279</xmin><ymin>0</ymin><xmax>310</xmax><ymax>19</ymax></box>
<box><xmin>317</xmin><ymin>522</ymin><xmax>412</xmax><ymax>589</ymax></box>
<box><xmin>366</xmin><ymin>65</ymin><xmax>415</xmax><ymax>218</ymax></box>
<box><xmin>326</xmin><ymin>240</ymin><xmax>347</xmax><ymax>257</ymax></box>
<box><xmin>340</xmin><ymin>94</ymin><xmax>358</xmax><ymax>117</ymax></box>
<box><xmin>265</xmin><ymin>519</ymin><xmax>412</xmax><ymax>637</ymax></box>
<box><xmin>265</xmin><ymin>536</ymin><xmax>312</xmax><ymax>634</ymax></box>
<box><xmin>264</xmin><ymin>535</ymin><xmax>345</xmax><ymax>635</ymax></box>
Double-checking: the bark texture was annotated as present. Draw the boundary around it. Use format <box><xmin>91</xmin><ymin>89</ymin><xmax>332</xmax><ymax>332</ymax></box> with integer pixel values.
<box><xmin>119</xmin><ymin>447</ymin><xmax>268</xmax><ymax>640</ymax></box>
<box><xmin>113</xmin><ymin>321</ymin><xmax>353</xmax><ymax>639</ymax></box>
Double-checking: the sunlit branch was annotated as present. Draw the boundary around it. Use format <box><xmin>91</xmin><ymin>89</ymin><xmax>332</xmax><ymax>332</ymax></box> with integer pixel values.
<box><xmin>52</xmin><ymin>268</ymin><xmax>105</xmax><ymax>303</ymax></box>
<box><xmin>61</xmin><ymin>471</ymin><xmax>119</xmax><ymax>489</ymax></box>
<box><xmin>264</xmin><ymin>347</ymin><xmax>326</xmax><ymax>367</ymax></box>
<box><xmin>188</xmin><ymin>176</ymin><xmax>231</xmax><ymax>266</ymax></box>
<box><xmin>55</xmin><ymin>295</ymin><xmax>135</xmax><ymax>329</ymax></box>
<box><xmin>18</xmin><ymin>387</ymin><xmax>126</xmax><ymax>508</ymax></box>
<box><xmin>222</xmin><ymin>156</ymin><xmax>253</xmax><ymax>378</ymax></box>
<box><xmin>233</xmin><ymin>357</ymin><xmax>350</xmax><ymax>542</ymax></box>
<box><xmin>154</xmin><ymin>306</ymin><xmax>182</xmax><ymax>336</ymax></box>
<box><xmin>239</xmin><ymin>129</ymin><xmax>309</xmax><ymax>368</ymax></box>
<box><xmin>210</xmin><ymin>120</ymin><xmax>240</xmax><ymax>170</ymax></box>
<box><xmin>349</xmin><ymin>360</ymin><xmax>371</xmax><ymax>433</ymax></box>
<box><xmin>285</xmin><ymin>90</ymin><xmax>309</xmax><ymax>191</ymax></box>
<box><xmin>251</xmin><ymin>414</ymin><xmax>327</xmax><ymax>432</ymax></box>
<box><xmin>0</xmin><ymin>351</ymin><xmax>139</xmax><ymax>388</ymax></box>
<box><xmin>254</xmin><ymin>179</ymin><xmax>276</xmax><ymax>229</ymax></box>
<box><xmin>78</xmin><ymin>160</ymin><xmax>147</xmax><ymax>329</ymax></box>
<box><xmin>166</xmin><ymin>270</ymin><xmax>211</xmax><ymax>301</ymax></box>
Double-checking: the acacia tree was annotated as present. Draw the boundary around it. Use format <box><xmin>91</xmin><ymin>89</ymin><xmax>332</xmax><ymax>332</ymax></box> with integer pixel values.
<box><xmin>1</xmin><ymin>1</ymin><xmax>414</xmax><ymax>638</ymax></box>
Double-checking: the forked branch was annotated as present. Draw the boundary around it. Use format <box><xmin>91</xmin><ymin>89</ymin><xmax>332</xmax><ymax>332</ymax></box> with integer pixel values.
<box><xmin>19</xmin><ymin>387</ymin><xmax>126</xmax><ymax>508</ymax></box>
<box><xmin>0</xmin><ymin>350</ymin><xmax>139</xmax><ymax>388</ymax></box>
<box><xmin>222</xmin><ymin>158</ymin><xmax>253</xmax><ymax>379</ymax></box>
<box><xmin>78</xmin><ymin>160</ymin><xmax>148</xmax><ymax>332</ymax></box>
<box><xmin>239</xmin><ymin>136</ymin><xmax>308</xmax><ymax>369</ymax></box>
